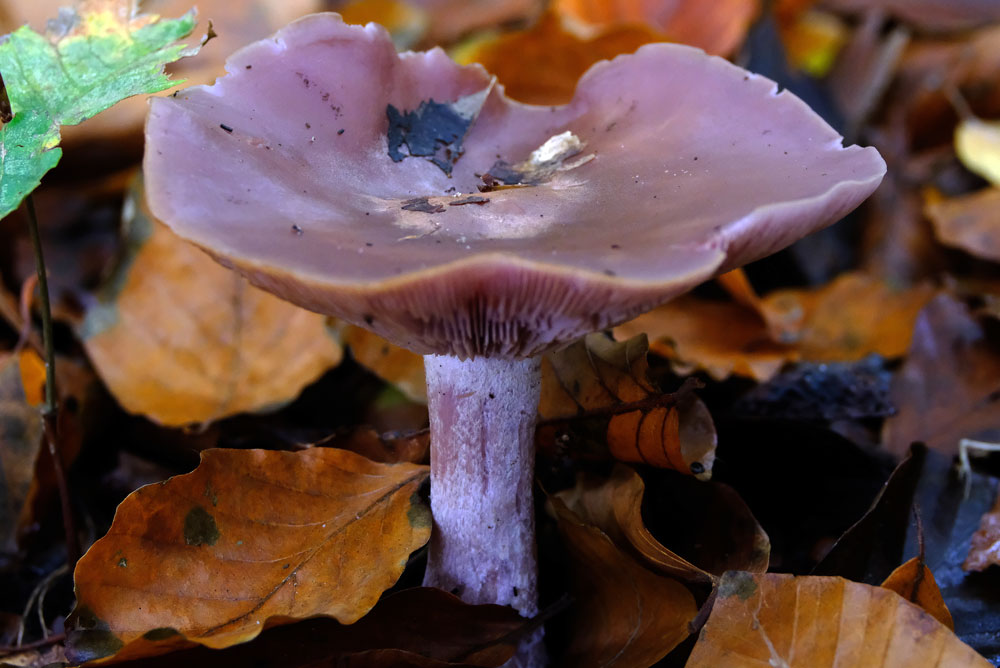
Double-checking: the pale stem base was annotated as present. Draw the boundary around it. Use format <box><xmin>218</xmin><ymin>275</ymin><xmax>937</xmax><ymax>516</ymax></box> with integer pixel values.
<box><xmin>422</xmin><ymin>354</ymin><xmax>541</xmax><ymax>619</ymax></box>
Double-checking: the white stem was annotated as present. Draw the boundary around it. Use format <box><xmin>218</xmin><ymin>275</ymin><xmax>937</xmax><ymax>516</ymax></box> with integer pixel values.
<box><xmin>422</xmin><ymin>354</ymin><xmax>541</xmax><ymax>617</ymax></box>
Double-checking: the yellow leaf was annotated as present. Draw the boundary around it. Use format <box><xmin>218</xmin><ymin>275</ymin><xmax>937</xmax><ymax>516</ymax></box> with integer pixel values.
<box><xmin>79</xmin><ymin>176</ymin><xmax>343</xmax><ymax>427</ymax></box>
<box><xmin>68</xmin><ymin>448</ymin><xmax>430</xmax><ymax>663</ymax></box>
<box><xmin>882</xmin><ymin>557</ymin><xmax>954</xmax><ymax>630</ymax></box>
<box><xmin>17</xmin><ymin>349</ymin><xmax>46</xmax><ymax>408</ymax></box>
<box><xmin>956</xmin><ymin>117</ymin><xmax>1000</xmax><ymax>188</ymax></box>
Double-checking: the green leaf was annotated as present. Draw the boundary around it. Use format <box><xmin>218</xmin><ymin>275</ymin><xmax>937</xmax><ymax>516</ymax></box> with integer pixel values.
<box><xmin>0</xmin><ymin>1</ymin><xmax>198</xmax><ymax>219</ymax></box>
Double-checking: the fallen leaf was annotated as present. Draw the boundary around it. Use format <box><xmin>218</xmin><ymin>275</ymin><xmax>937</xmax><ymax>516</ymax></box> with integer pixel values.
<box><xmin>550</xmin><ymin>496</ymin><xmax>697</xmax><ymax>668</ymax></box>
<box><xmin>780</xmin><ymin>9</ymin><xmax>848</xmax><ymax>77</ymax></box>
<box><xmin>557</xmin><ymin>465</ymin><xmax>769</xmax><ymax>584</ymax></box>
<box><xmin>339</xmin><ymin>324</ymin><xmax>428</xmax><ymax>402</ymax></box>
<box><xmin>460</xmin><ymin>12</ymin><xmax>661</xmax><ymax>105</ymax></box>
<box><xmin>539</xmin><ymin>333</ymin><xmax>716</xmax><ymax>477</ymax></box>
<box><xmin>963</xmin><ymin>485</ymin><xmax>1000</xmax><ymax>573</ymax></box>
<box><xmin>0</xmin><ymin>352</ymin><xmax>42</xmax><ymax>551</ymax></box>
<box><xmin>554</xmin><ymin>0</ymin><xmax>758</xmax><ymax>57</ymax></box>
<box><xmin>883</xmin><ymin>295</ymin><xmax>1000</xmax><ymax>457</ymax></box>
<box><xmin>79</xmin><ymin>176</ymin><xmax>343</xmax><ymax>427</ymax></box>
<box><xmin>107</xmin><ymin>588</ymin><xmax>524</xmax><ymax>668</ymax></box>
<box><xmin>0</xmin><ymin>0</ymin><xmax>198</xmax><ymax>217</ymax></box>
<box><xmin>956</xmin><ymin>117</ymin><xmax>1000</xmax><ymax>187</ymax></box>
<box><xmin>824</xmin><ymin>0</ymin><xmax>1000</xmax><ymax>32</ymax></box>
<box><xmin>67</xmin><ymin>447</ymin><xmax>431</xmax><ymax>663</ymax></box>
<box><xmin>409</xmin><ymin>0</ymin><xmax>543</xmax><ymax>45</ymax></box>
<box><xmin>882</xmin><ymin>556</ymin><xmax>955</xmax><ymax>630</ymax></box>
<box><xmin>925</xmin><ymin>187</ymin><xmax>1000</xmax><ymax>263</ymax></box>
<box><xmin>814</xmin><ymin>444</ymin><xmax>926</xmax><ymax>585</ymax></box>
<box><xmin>687</xmin><ymin>571</ymin><xmax>991</xmax><ymax>667</ymax></box>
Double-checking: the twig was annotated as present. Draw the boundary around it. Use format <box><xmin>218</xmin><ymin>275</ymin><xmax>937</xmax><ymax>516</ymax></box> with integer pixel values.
<box><xmin>25</xmin><ymin>195</ymin><xmax>56</xmax><ymax>415</ymax></box>
<box><xmin>15</xmin><ymin>563</ymin><xmax>69</xmax><ymax>647</ymax></box>
<box><xmin>0</xmin><ymin>632</ymin><xmax>66</xmax><ymax>658</ymax></box>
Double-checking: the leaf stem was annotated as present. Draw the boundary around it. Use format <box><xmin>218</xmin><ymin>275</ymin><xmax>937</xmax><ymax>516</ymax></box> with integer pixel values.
<box><xmin>25</xmin><ymin>194</ymin><xmax>56</xmax><ymax>415</ymax></box>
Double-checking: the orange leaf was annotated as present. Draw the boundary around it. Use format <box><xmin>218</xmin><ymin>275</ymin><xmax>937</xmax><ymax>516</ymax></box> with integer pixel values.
<box><xmin>688</xmin><ymin>572</ymin><xmax>991</xmax><ymax>667</ymax></box>
<box><xmin>550</xmin><ymin>497</ymin><xmax>697</xmax><ymax>667</ymax></box>
<box><xmin>67</xmin><ymin>448</ymin><xmax>430</xmax><ymax>663</ymax></box>
<box><xmin>539</xmin><ymin>333</ymin><xmax>716</xmax><ymax>476</ymax></box>
<box><xmin>882</xmin><ymin>557</ymin><xmax>954</xmax><ymax>630</ymax></box>
<box><xmin>79</xmin><ymin>176</ymin><xmax>343</xmax><ymax>427</ymax></box>
<box><xmin>339</xmin><ymin>324</ymin><xmax>428</xmax><ymax>402</ymax></box>
<box><xmin>17</xmin><ymin>348</ymin><xmax>46</xmax><ymax>407</ymax></box>
<box><xmin>554</xmin><ymin>0</ymin><xmax>758</xmax><ymax>57</ymax></box>
<box><xmin>925</xmin><ymin>187</ymin><xmax>1000</xmax><ymax>264</ymax></box>
<box><xmin>557</xmin><ymin>465</ymin><xmax>769</xmax><ymax>584</ymax></box>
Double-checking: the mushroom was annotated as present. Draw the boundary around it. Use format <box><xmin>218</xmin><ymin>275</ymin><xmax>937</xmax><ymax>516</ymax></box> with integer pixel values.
<box><xmin>143</xmin><ymin>11</ymin><xmax>885</xmax><ymax>657</ymax></box>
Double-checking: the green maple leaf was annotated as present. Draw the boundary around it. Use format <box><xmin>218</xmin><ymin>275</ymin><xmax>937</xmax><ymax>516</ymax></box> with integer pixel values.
<box><xmin>0</xmin><ymin>1</ymin><xmax>198</xmax><ymax>219</ymax></box>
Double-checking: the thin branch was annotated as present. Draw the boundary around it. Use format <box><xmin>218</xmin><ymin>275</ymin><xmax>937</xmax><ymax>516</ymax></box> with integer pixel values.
<box><xmin>24</xmin><ymin>194</ymin><xmax>56</xmax><ymax>415</ymax></box>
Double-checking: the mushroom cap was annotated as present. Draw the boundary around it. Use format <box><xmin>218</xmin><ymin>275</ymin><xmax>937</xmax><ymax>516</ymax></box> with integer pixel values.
<box><xmin>144</xmin><ymin>13</ymin><xmax>885</xmax><ymax>359</ymax></box>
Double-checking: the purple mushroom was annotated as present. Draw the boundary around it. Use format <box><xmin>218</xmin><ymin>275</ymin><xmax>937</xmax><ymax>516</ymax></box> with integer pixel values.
<box><xmin>144</xmin><ymin>11</ymin><xmax>885</xmax><ymax>651</ymax></box>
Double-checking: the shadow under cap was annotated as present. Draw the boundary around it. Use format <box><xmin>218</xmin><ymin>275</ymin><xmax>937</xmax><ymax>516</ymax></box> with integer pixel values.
<box><xmin>144</xmin><ymin>12</ymin><xmax>886</xmax><ymax>359</ymax></box>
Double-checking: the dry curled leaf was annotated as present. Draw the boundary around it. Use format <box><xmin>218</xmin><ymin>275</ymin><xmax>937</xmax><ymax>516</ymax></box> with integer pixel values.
<box><xmin>68</xmin><ymin>448</ymin><xmax>431</xmax><ymax>663</ymax></box>
<box><xmin>882</xmin><ymin>556</ymin><xmax>954</xmax><ymax>630</ymax></box>
<box><xmin>687</xmin><ymin>571</ymin><xmax>991</xmax><ymax>667</ymax></box>
<box><xmin>539</xmin><ymin>333</ymin><xmax>716</xmax><ymax>477</ymax></box>
<box><xmin>550</xmin><ymin>497</ymin><xmax>697</xmax><ymax>668</ymax></box>
<box><xmin>79</xmin><ymin>176</ymin><xmax>343</xmax><ymax>427</ymax></box>
<box><xmin>557</xmin><ymin>465</ymin><xmax>769</xmax><ymax>584</ymax></box>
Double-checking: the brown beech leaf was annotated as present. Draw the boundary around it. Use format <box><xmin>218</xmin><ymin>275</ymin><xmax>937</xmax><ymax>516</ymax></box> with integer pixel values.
<box><xmin>339</xmin><ymin>324</ymin><xmax>428</xmax><ymax>402</ymax></box>
<box><xmin>0</xmin><ymin>352</ymin><xmax>42</xmax><ymax>551</ymax></box>
<box><xmin>79</xmin><ymin>176</ymin><xmax>342</xmax><ymax>427</ymax></box>
<box><xmin>460</xmin><ymin>12</ymin><xmax>661</xmax><ymax>105</ymax></box>
<box><xmin>67</xmin><ymin>448</ymin><xmax>431</xmax><ymax>663</ymax></box>
<box><xmin>107</xmin><ymin>588</ymin><xmax>524</xmax><ymax>668</ymax></box>
<box><xmin>539</xmin><ymin>333</ymin><xmax>716</xmax><ymax>477</ymax></box>
<box><xmin>550</xmin><ymin>497</ymin><xmax>697</xmax><ymax>668</ymax></box>
<box><xmin>618</xmin><ymin>272</ymin><xmax>934</xmax><ymax>381</ymax></box>
<box><xmin>554</xmin><ymin>0</ymin><xmax>758</xmax><ymax>57</ymax></box>
<box><xmin>556</xmin><ymin>465</ymin><xmax>768</xmax><ymax>584</ymax></box>
<box><xmin>882</xmin><ymin>557</ymin><xmax>955</xmax><ymax>630</ymax></box>
<box><xmin>309</xmin><ymin>426</ymin><xmax>430</xmax><ymax>465</ymax></box>
<box><xmin>925</xmin><ymin>188</ymin><xmax>1000</xmax><ymax>264</ymax></box>
<box><xmin>687</xmin><ymin>572</ymin><xmax>991</xmax><ymax>667</ymax></box>
<box><xmin>883</xmin><ymin>295</ymin><xmax>1000</xmax><ymax>457</ymax></box>
<box><xmin>963</xmin><ymin>486</ymin><xmax>1000</xmax><ymax>573</ymax></box>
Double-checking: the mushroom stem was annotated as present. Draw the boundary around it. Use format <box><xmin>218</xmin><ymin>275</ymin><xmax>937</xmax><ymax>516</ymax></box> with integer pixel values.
<box><xmin>423</xmin><ymin>354</ymin><xmax>541</xmax><ymax>618</ymax></box>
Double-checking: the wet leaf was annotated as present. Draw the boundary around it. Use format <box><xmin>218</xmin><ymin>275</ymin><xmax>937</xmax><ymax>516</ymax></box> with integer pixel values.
<box><xmin>963</xmin><ymin>485</ymin><xmax>1000</xmax><ymax>573</ymax></box>
<box><xmin>539</xmin><ymin>333</ymin><xmax>716</xmax><ymax>477</ymax></box>
<box><xmin>339</xmin><ymin>324</ymin><xmax>428</xmax><ymax>402</ymax></box>
<box><xmin>556</xmin><ymin>465</ymin><xmax>768</xmax><ymax>584</ymax></box>
<box><xmin>0</xmin><ymin>0</ymin><xmax>198</xmax><ymax>218</ymax></box>
<box><xmin>882</xmin><ymin>556</ymin><xmax>955</xmax><ymax>630</ymax></box>
<box><xmin>68</xmin><ymin>447</ymin><xmax>431</xmax><ymax>663</ymax></box>
<box><xmin>0</xmin><ymin>352</ymin><xmax>42</xmax><ymax>551</ymax></box>
<box><xmin>883</xmin><ymin>295</ymin><xmax>1000</xmax><ymax>458</ymax></box>
<box><xmin>549</xmin><ymin>497</ymin><xmax>697</xmax><ymax>668</ymax></box>
<box><xmin>925</xmin><ymin>187</ymin><xmax>1000</xmax><ymax>264</ymax></box>
<box><xmin>687</xmin><ymin>571</ymin><xmax>991</xmax><ymax>667</ymax></box>
<box><xmin>79</xmin><ymin>176</ymin><xmax>343</xmax><ymax>427</ymax></box>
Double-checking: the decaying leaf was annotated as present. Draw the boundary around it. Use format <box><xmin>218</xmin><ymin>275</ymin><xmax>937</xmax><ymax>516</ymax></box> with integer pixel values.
<box><xmin>925</xmin><ymin>187</ymin><xmax>1000</xmax><ymax>263</ymax></box>
<box><xmin>963</xmin><ymin>485</ymin><xmax>1000</xmax><ymax>573</ymax></box>
<box><xmin>308</xmin><ymin>426</ymin><xmax>429</xmax><ymax>465</ymax></box>
<box><xmin>68</xmin><ymin>447</ymin><xmax>431</xmax><ymax>663</ymax></box>
<box><xmin>883</xmin><ymin>295</ymin><xmax>1000</xmax><ymax>457</ymax></box>
<box><xmin>618</xmin><ymin>272</ymin><xmax>934</xmax><ymax>381</ymax></box>
<box><xmin>0</xmin><ymin>0</ymin><xmax>198</xmax><ymax>217</ymax></box>
<box><xmin>688</xmin><ymin>572</ymin><xmax>991</xmax><ymax>667</ymax></box>
<box><xmin>550</xmin><ymin>497</ymin><xmax>697</xmax><ymax>668</ymax></box>
<box><xmin>539</xmin><ymin>333</ymin><xmax>716</xmax><ymax>477</ymax></box>
<box><xmin>339</xmin><ymin>324</ymin><xmax>428</xmax><ymax>402</ymax></box>
<box><xmin>555</xmin><ymin>0</ymin><xmax>759</xmax><ymax>57</ymax></box>
<box><xmin>79</xmin><ymin>177</ymin><xmax>343</xmax><ymax>427</ymax></box>
<box><xmin>556</xmin><ymin>465</ymin><xmax>769</xmax><ymax>584</ymax></box>
<box><xmin>0</xmin><ymin>352</ymin><xmax>43</xmax><ymax>551</ymax></box>
<box><xmin>882</xmin><ymin>556</ymin><xmax>955</xmax><ymax>630</ymax></box>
